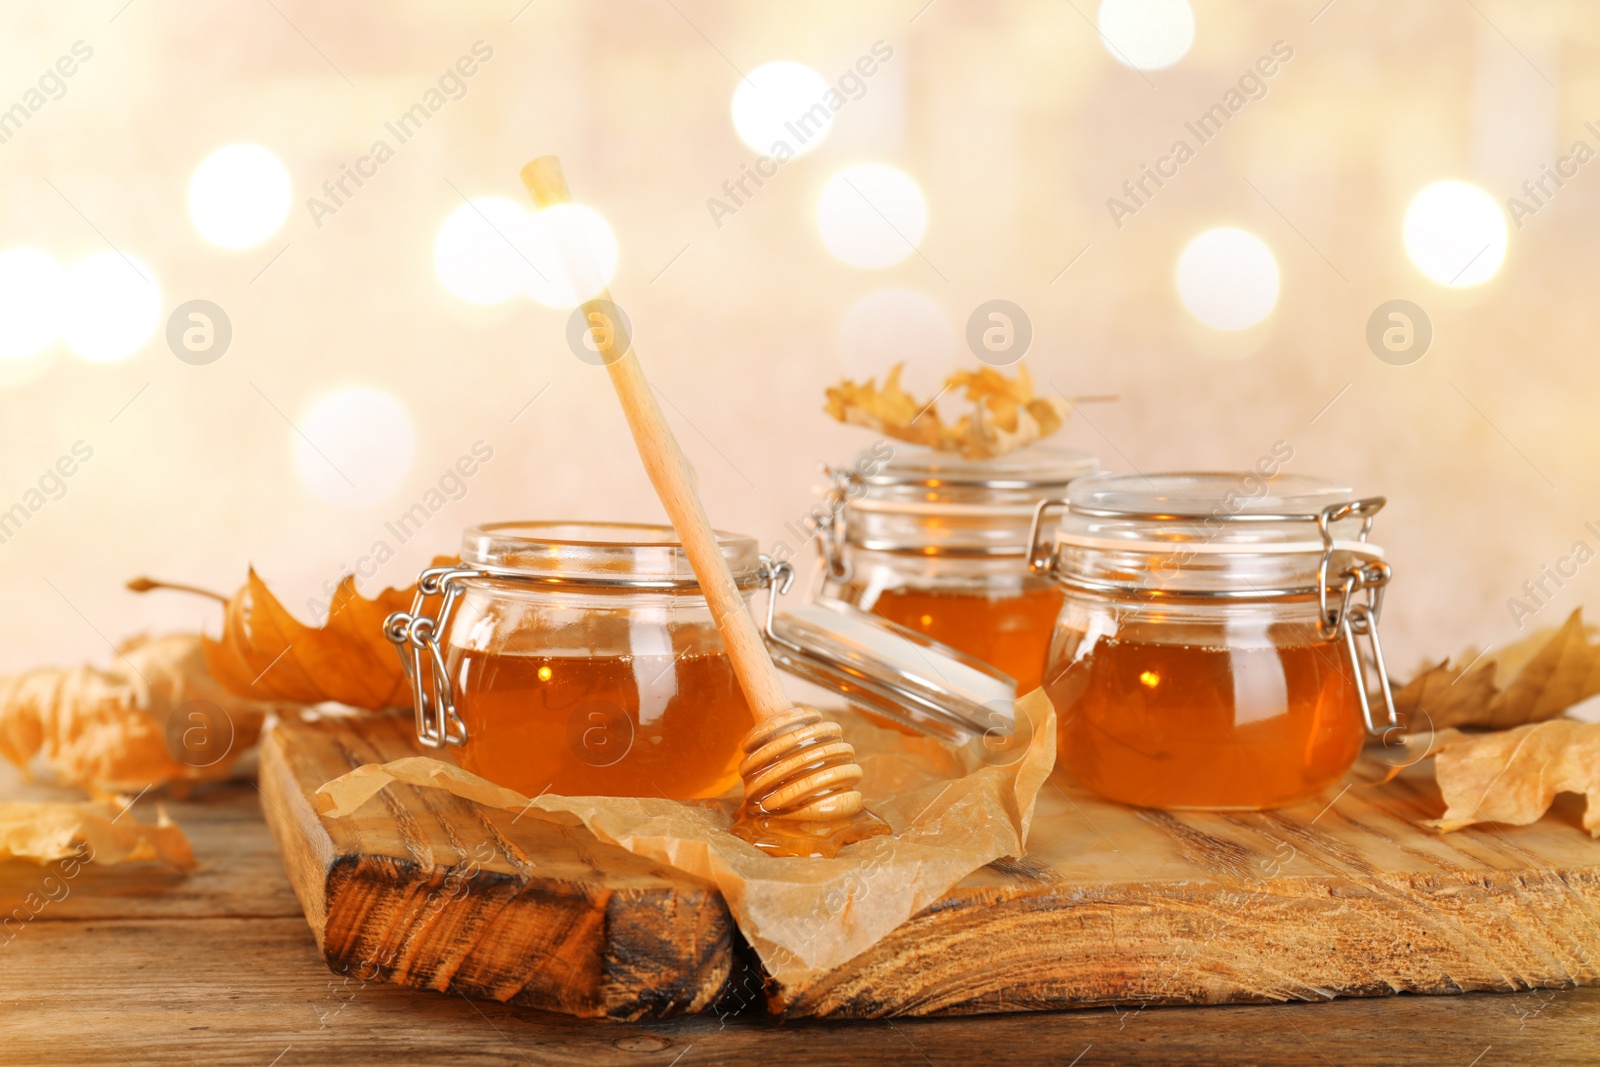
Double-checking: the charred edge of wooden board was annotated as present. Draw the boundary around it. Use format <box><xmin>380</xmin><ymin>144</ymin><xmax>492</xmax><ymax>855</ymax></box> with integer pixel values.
<box><xmin>312</xmin><ymin>840</ymin><xmax>731</xmax><ymax>1020</ymax></box>
<box><xmin>704</xmin><ymin>935</ymin><xmax>775</xmax><ymax>1021</ymax></box>
<box><xmin>318</xmin><ymin>852</ymin><xmax>616</xmax><ymax>1017</ymax></box>
<box><xmin>770</xmin><ymin>867</ymin><xmax>1600</xmax><ymax>1018</ymax></box>
<box><xmin>597</xmin><ymin>884</ymin><xmax>735</xmax><ymax>1019</ymax></box>
<box><xmin>260</xmin><ymin>716</ymin><xmax>735</xmax><ymax>1021</ymax></box>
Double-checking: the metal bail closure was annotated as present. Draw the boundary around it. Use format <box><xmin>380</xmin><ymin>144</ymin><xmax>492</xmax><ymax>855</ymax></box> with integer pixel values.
<box><xmin>1308</xmin><ymin>498</ymin><xmax>1397</xmax><ymax>738</ymax></box>
<box><xmin>1026</xmin><ymin>497</ymin><xmax>1069</xmax><ymax>574</ymax></box>
<box><xmin>384</xmin><ymin>564</ymin><xmax>478</xmax><ymax>749</ymax></box>
<box><xmin>1324</xmin><ymin>559</ymin><xmax>1399</xmax><ymax>738</ymax></box>
<box><xmin>813</xmin><ymin>464</ymin><xmax>857</xmax><ymax>587</ymax></box>
<box><xmin>758</xmin><ymin>556</ymin><xmax>1019</xmax><ymax>746</ymax></box>
<box><xmin>1342</xmin><ymin>597</ymin><xmax>1398</xmax><ymax>736</ymax></box>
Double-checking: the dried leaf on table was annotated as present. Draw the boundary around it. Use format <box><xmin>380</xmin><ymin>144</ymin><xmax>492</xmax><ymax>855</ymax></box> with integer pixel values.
<box><xmin>1394</xmin><ymin>609</ymin><xmax>1600</xmax><ymax>732</ymax></box>
<box><xmin>1424</xmin><ymin>720</ymin><xmax>1600</xmax><ymax>836</ymax></box>
<box><xmin>203</xmin><ymin>563</ymin><xmax>447</xmax><ymax>710</ymax></box>
<box><xmin>0</xmin><ymin>633</ymin><xmax>288</xmax><ymax>793</ymax></box>
<box><xmin>824</xmin><ymin>362</ymin><xmax>1071</xmax><ymax>460</ymax></box>
<box><xmin>0</xmin><ymin>800</ymin><xmax>195</xmax><ymax>868</ymax></box>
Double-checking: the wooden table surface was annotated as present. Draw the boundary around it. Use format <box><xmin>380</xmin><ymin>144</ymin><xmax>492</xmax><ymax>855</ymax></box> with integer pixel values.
<box><xmin>3</xmin><ymin>774</ymin><xmax>1598</xmax><ymax>1066</ymax></box>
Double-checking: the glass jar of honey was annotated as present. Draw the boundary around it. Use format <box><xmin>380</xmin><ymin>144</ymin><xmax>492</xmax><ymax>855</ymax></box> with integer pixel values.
<box><xmin>386</xmin><ymin>522</ymin><xmax>761</xmax><ymax>800</ymax></box>
<box><xmin>1034</xmin><ymin>473</ymin><xmax>1397</xmax><ymax>811</ymax></box>
<box><xmin>816</xmin><ymin>446</ymin><xmax>1099</xmax><ymax>692</ymax></box>
<box><xmin>385</xmin><ymin>521</ymin><xmax>1023</xmax><ymax>800</ymax></box>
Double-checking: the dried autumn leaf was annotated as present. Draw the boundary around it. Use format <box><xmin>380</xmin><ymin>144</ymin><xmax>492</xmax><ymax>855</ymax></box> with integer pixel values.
<box><xmin>0</xmin><ymin>800</ymin><xmax>195</xmax><ymax>868</ymax></box>
<box><xmin>824</xmin><ymin>362</ymin><xmax>1071</xmax><ymax>460</ymax></box>
<box><xmin>0</xmin><ymin>633</ymin><xmax>288</xmax><ymax>793</ymax></box>
<box><xmin>1425</xmin><ymin>721</ymin><xmax>1600</xmax><ymax>836</ymax></box>
<box><xmin>954</xmin><ymin>365</ymin><xmax>1072</xmax><ymax>458</ymax></box>
<box><xmin>203</xmin><ymin>564</ymin><xmax>446</xmax><ymax>710</ymax></box>
<box><xmin>1394</xmin><ymin>609</ymin><xmax>1600</xmax><ymax>732</ymax></box>
<box><xmin>825</xmin><ymin>364</ymin><xmax>945</xmax><ymax>449</ymax></box>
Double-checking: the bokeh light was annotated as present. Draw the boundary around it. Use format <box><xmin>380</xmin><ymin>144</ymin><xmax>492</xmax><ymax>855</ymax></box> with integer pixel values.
<box><xmin>188</xmin><ymin>144</ymin><xmax>293</xmax><ymax>250</ymax></box>
<box><xmin>435</xmin><ymin>197</ymin><xmax>534</xmax><ymax>305</ymax></box>
<box><xmin>1175</xmin><ymin>228</ymin><xmax>1279</xmax><ymax>331</ymax></box>
<box><xmin>532</xmin><ymin>203</ymin><xmax>619</xmax><ymax>308</ymax></box>
<box><xmin>816</xmin><ymin>164</ymin><xmax>927</xmax><ymax>269</ymax></box>
<box><xmin>434</xmin><ymin>197</ymin><xmax>618</xmax><ymax>308</ymax></box>
<box><xmin>1403</xmin><ymin>180</ymin><xmax>1506</xmax><ymax>287</ymax></box>
<box><xmin>840</xmin><ymin>289</ymin><xmax>953</xmax><ymax>396</ymax></box>
<box><xmin>0</xmin><ymin>247</ymin><xmax>65</xmax><ymax>360</ymax></box>
<box><xmin>61</xmin><ymin>251</ymin><xmax>161</xmax><ymax>362</ymax></box>
<box><xmin>731</xmin><ymin>61</ymin><xmax>834</xmax><ymax>156</ymax></box>
<box><xmin>1096</xmin><ymin>0</ymin><xmax>1196</xmax><ymax>71</ymax></box>
<box><xmin>293</xmin><ymin>386</ymin><xmax>416</xmax><ymax>508</ymax></box>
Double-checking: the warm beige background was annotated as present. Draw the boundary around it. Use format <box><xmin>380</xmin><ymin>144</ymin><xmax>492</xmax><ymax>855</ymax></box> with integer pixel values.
<box><xmin>1</xmin><ymin>0</ymin><xmax>1597</xmax><ymax>679</ymax></box>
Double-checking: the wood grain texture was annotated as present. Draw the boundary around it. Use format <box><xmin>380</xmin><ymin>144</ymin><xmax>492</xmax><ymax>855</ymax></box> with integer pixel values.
<box><xmin>258</xmin><ymin>710</ymin><xmax>732</xmax><ymax>1020</ymax></box>
<box><xmin>4</xmin><ymin>918</ymin><xmax>1600</xmax><ymax>1066</ymax></box>
<box><xmin>257</xmin><ymin>709</ymin><xmax>1600</xmax><ymax>1021</ymax></box>
<box><xmin>776</xmin><ymin>774</ymin><xmax>1600</xmax><ymax>1016</ymax></box>
<box><xmin>4</xmin><ymin>761</ymin><xmax>1600</xmax><ymax>1064</ymax></box>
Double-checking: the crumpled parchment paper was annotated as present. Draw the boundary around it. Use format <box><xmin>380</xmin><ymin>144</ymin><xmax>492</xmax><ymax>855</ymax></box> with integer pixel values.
<box><xmin>314</xmin><ymin>689</ymin><xmax>1055</xmax><ymax>989</ymax></box>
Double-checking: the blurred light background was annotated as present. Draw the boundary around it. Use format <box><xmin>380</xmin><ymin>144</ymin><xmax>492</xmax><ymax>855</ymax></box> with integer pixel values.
<box><xmin>0</xmin><ymin>0</ymin><xmax>1596</xmax><ymax>677</ymax></box>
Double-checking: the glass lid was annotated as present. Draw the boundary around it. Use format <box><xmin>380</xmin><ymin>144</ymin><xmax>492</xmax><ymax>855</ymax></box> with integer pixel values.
<box><xmin>460</xmin><ymin>521</ymin><xmax>763</xmax><ymax>585</ymax></box>
<box><xmin>868</xmin><ymin>445</ymin><xmax>1100</xmax><ymax>489</ymax></box>
<box><xmin>761</xmin><ymin>591</ymin><xmax>1017</xmax><ymax>744</ymax></box>
<box><xmin>851</xmin><ymin>445</ymin><xmax>1100</xmax><ymax>512</ymax></box>
<box><xmin>1057</xmin><ymin>472</ymin><xmax>1381</xmax><ymax>552</ymax></box>
<box><xmin>1069</xmin><ymin>471</ymin><xmax>1354</xmax><ymax>516</ymax></box>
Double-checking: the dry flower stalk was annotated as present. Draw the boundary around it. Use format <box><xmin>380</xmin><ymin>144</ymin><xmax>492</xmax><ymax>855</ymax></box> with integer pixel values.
<box><xmin>824</xmin><ymin>362</ymin><xmax>1071</xmax><ymax>460</ymax></box>
<box><xmin>0</xmin><ymin>633</ymin><xmax>284</xmax><ymax>793</ymax></box>
<box><xmin>1394</xmin><ymin>608</ymin><xmax>1600</xmax><ymax>732</ymax></box>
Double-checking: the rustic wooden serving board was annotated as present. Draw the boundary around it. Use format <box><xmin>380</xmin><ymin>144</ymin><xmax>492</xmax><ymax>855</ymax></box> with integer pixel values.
<box><xmin>259</xmin><ymin>709</ymin><xmax>1600</xmax><ymax>1020</ymax></box>
<box><xmin>257</xmin><ymin>710</ymin><xmax>731</xmax><ymax>1020</ymax></box>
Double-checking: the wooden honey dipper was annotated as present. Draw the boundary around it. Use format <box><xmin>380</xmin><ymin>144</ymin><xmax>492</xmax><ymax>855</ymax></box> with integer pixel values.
<box><xmin>519</xmin><ymin>156</ymin><xmax>888</xmax><ymax>857</ymax></box>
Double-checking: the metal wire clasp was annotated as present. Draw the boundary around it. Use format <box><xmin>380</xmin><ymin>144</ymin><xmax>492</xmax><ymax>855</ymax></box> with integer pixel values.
<box><xmin>813</xmin><ymin>465</ymin><xmax>857</xmax><ymax>587</ymax></box>
<box><xmin>1026</xmin><ymin>497</ymin><xmax>1069</xmax><ymax>574</ymax></box>
<box><xmin>758</xmin><ymin>554</ymin><xmax>796</xmax><ymax>635</ymax></box>
<box><xmin>383</xmin><ymin>565</ymin><xmax>482</xmax><ymax>749</ymax></box>
<box><xmin>1313</xmin><ymin>499</ymin><xmax>1397</xmax><ymax>737</ymax></box>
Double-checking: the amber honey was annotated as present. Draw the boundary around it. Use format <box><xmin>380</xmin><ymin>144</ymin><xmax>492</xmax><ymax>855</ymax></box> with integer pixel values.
<box><xmin>1045</xmin><ymin>630</ymin><xmax>1364</xmax><ymax>810</ymax></box>
<box><xmin>868</xmin><ymin>584</ymin><xmax>1063</xmax><ymax>691</ymax></box>
<box><xmin>450</xmin><ymin>648</ymin><xmax>752</xmax><ymax>799</ymax></box>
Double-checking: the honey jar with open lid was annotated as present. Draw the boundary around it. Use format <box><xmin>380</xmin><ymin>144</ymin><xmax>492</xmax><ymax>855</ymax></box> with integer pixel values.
<box><xmin>1032</xmin><ymin>472</ymin><xmax>1397</xmax><ymax>811</ymax></box>
<box><xmin>384</xmin><ymin>521</ymin><xmax>1018</xmax><ymax>801</ymax></box>
<box><xmin>815</xmin><ymin>445</ymin><xmax>1099</xmax><ymax>692</ymax></box>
